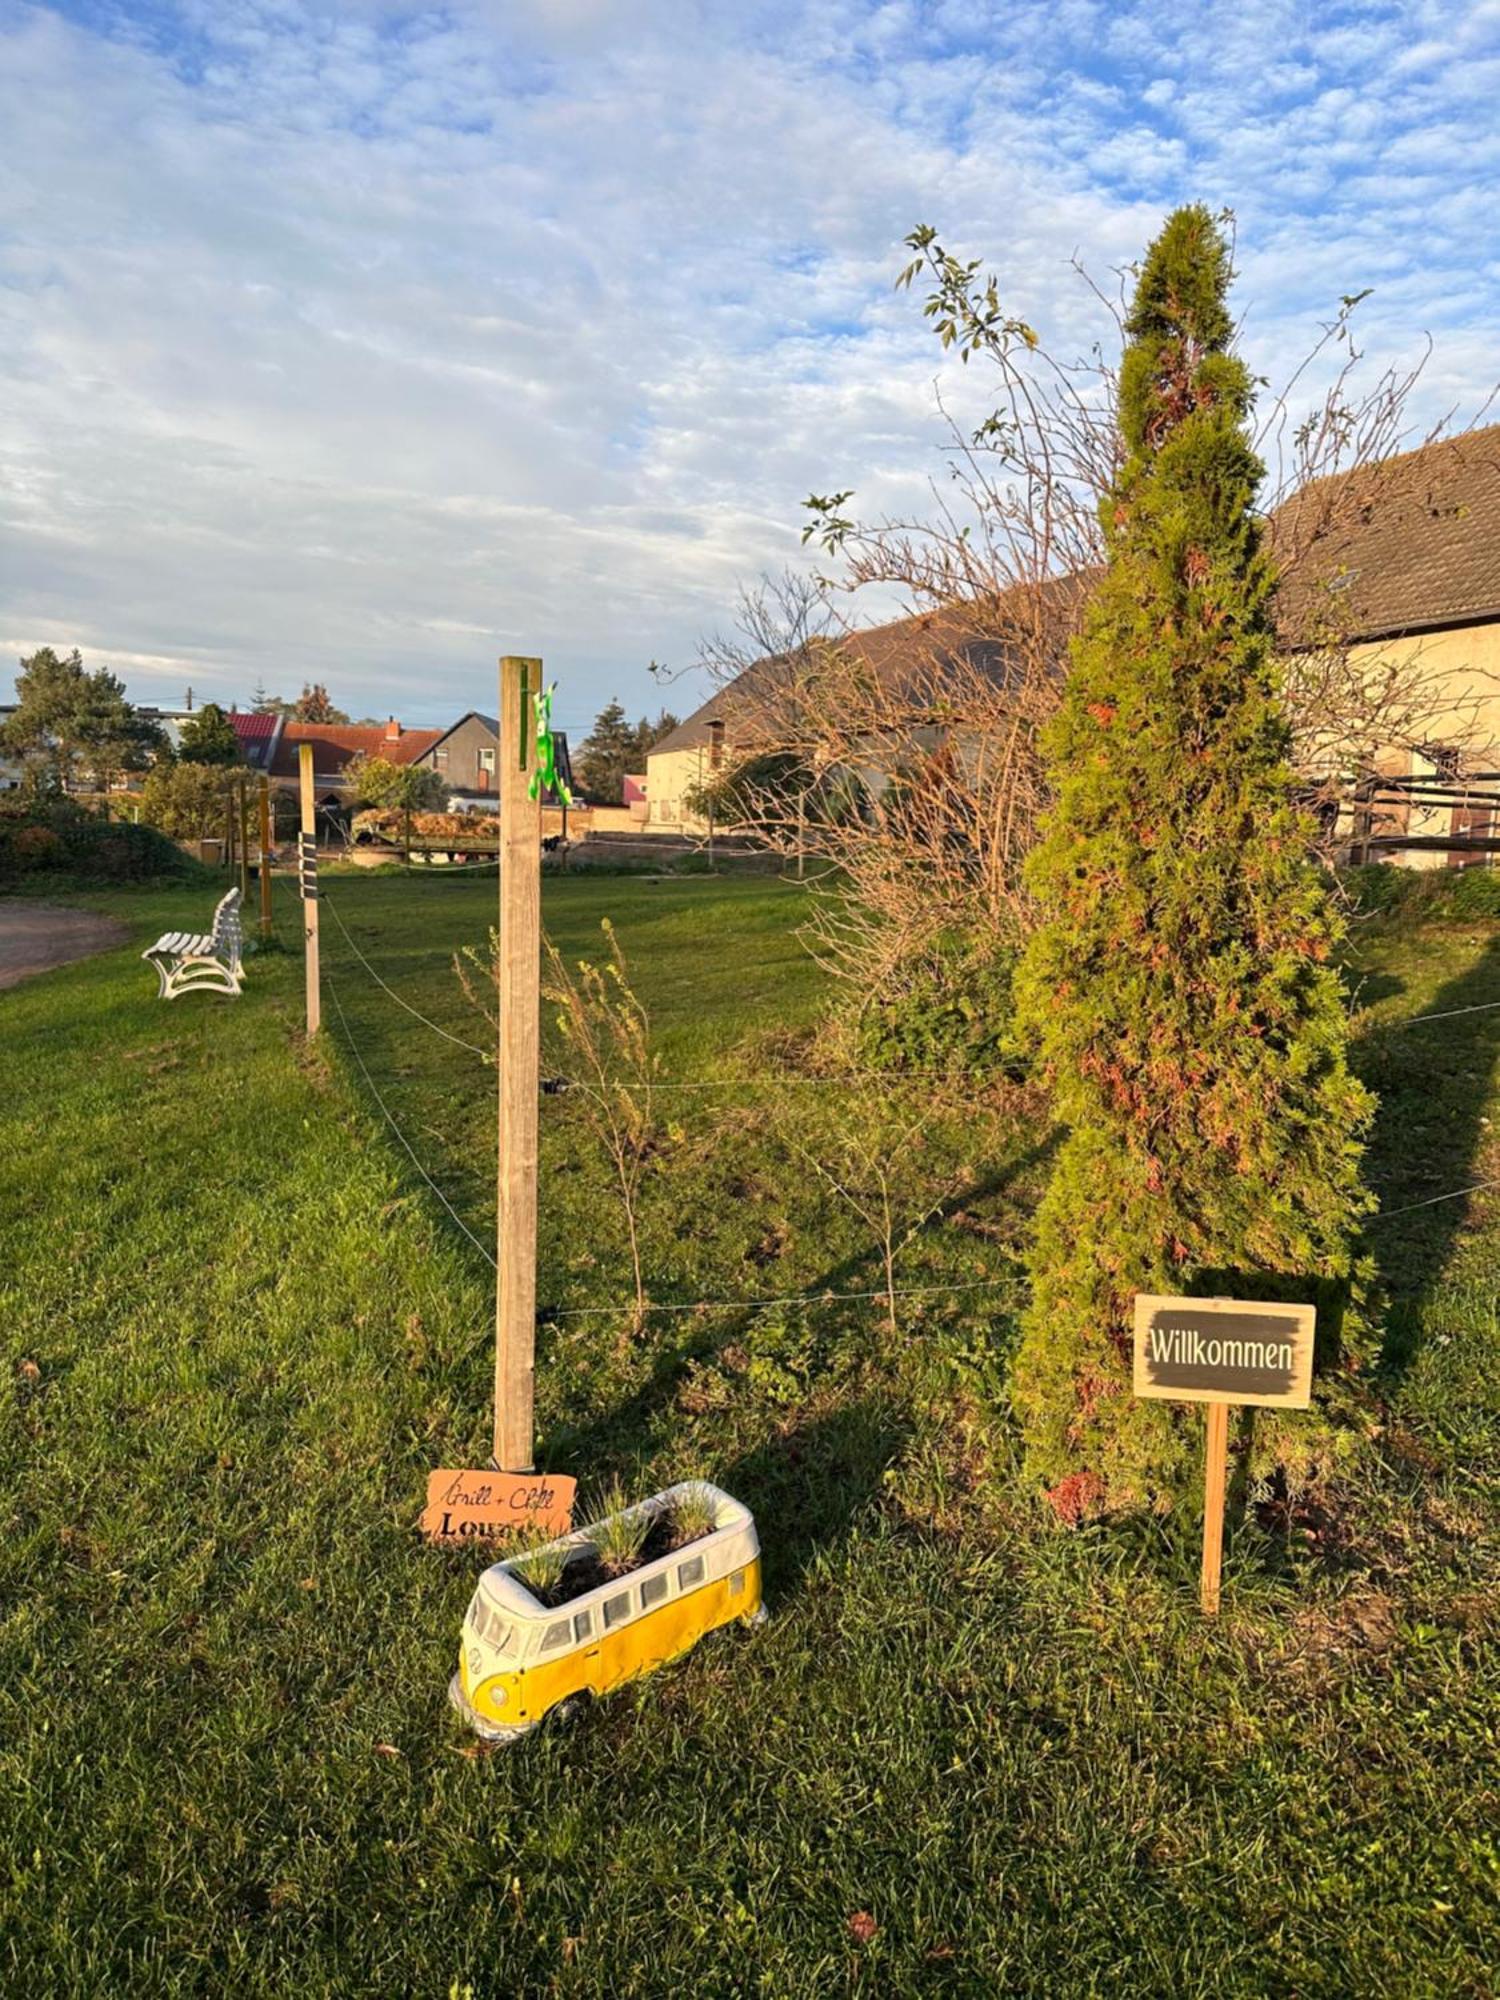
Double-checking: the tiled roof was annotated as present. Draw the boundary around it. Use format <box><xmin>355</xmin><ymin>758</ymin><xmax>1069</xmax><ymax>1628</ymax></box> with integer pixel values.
<box><xmin>648</xmin><ymin>576</ymin><xmax>1089</xmax><ymax>758</ymax></box>
<box><xmin>653</xmin><ymin>423</ymin><xmax>1500</xmax><ymax>752</ymax></box>
<box><xmin>229</xmin><ymin>711</ymin><xmax>280</xmax><ymax>740</ymax></box>
<box><xmin>267</xmin><ymin>722</ymin><xmax>444</xmax><ymax>781</ymax></box>
<box><xmin>1272</xmin><ymin>422</ymin><xmax>1500</xmax><ymax>645</ymax></box>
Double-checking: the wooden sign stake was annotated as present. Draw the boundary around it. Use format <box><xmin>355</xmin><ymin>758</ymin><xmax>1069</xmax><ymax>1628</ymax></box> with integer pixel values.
<box><xmin>1133</xmin><ymin>1293</ymin><xmax>1317</xmax><ymax>1619</ymax></box>
<box><xmin>494</xmin><ymin>655</ymin><xmax>542</xmax><ymax>1473</ymax></box>
<box><xmin>298</xmin><ymin>741</ymin><xmax>321</xmax><ymax>1037</ymax></box>
<box><xmin>1200</xmin><ymin>1401</ymin><xmax>1229</xmax><ymax>1615</ymax></box>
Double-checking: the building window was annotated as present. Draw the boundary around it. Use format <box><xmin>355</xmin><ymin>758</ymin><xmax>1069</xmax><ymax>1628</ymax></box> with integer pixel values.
<box><xmin>435</xmin><ymin>750</ymin><xmax>448</xmax><ymax>768</ymax></box>
<box><xmin>478</xmin><ymin>747</ymin><xmax>496</xmax><ymax>772</ymax></box>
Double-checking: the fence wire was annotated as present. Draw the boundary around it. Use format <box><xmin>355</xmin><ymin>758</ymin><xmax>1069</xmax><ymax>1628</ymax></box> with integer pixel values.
<box><xmin>275</xmin><ymin>857</ymin><xmax>1500</xmax><ymax>1259</ymax></box>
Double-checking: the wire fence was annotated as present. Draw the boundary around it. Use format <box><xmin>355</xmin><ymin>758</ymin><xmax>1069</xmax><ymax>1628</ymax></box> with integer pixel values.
<box><xmin>277</xmin><ymin>857</ymin><xmax>1500</xmax><ymax>1303</ymax></box>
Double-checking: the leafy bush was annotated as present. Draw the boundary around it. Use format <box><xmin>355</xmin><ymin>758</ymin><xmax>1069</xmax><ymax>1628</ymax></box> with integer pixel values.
<box><xmin>854</xmin><ymin>933</ymin><xmax>1019</xmax><ymax>1076</ymax></box>
<box><xmin>1341</xmin><ymin>862</ymin><xmax>1500</xmax><ymax>922</ymax></box>
<box><xmin>0</xmin><ymin>800</ymin><xmax>201</xmax><ymax>885</ymax></box>
<box><xmin>138</xmin><ymin>761</ymin><xmax>239</xmax><ymax>840</ymax></box>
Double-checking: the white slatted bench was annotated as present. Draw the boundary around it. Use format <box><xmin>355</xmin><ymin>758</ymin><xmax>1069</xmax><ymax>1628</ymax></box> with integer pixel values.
<box><xmin>143</xmin><ymin>887</ymin><xmax>245</xmax><ymax>1000</ymax></box>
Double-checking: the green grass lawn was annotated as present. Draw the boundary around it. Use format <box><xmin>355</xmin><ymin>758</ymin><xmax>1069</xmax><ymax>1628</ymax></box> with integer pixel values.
<box><xmin>2</xmin><ymin>867</ymin><xmax>1498</xmax><ymax>1997</ymax></box>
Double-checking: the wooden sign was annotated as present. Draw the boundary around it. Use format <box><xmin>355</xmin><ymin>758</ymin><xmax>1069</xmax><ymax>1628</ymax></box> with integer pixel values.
<box><xmin>1133</xmin><ymin>1294</ymin><xmax>1316</xmax><ymax>1618</ymax></box>
<box><xmin>1133</xmin><ymin>1294</ymin><xmax>1314</xmax><ymax>1409</ymax></box>
<box><xmin>420</xmin><ymin>1468</ymin><xmax>575</xmax><ymax>1545</ymax></box>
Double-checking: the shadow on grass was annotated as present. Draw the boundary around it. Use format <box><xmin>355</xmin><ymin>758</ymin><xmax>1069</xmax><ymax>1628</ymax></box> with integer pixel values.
<box><xmin>542</xmin><ymin>1134</ymin><xmax>1056</xmax><ymax>1474</ymax></box>
<box><xmin>720</xmin><ymin>1398</ymin><xmax>913</xmax><ymax>1600</ymax></box>
<box><xmin>1354</xmin><ymin>932</ymin><xmax>1500</xmax><ymax>1373</ymax></box>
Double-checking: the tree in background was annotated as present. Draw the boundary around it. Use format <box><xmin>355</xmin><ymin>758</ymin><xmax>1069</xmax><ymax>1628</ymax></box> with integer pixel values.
<box><xmin>177</xmin><ymin>701</ymin><xmax>242</xmax><ymax>766</ymax></box>
<box><xmin>575</xmin><ymin>700</ymin><xmax>679</xmax><ymax>803</ymax></box>
<box><xmin>138</xmin><ymin>760</ymin><xmax>239</xmax><ymax>840</ymax></box>
<box><xmin>293</xmin><ymin>683</ymin><xmax>349</xmax><ymax>724</ymax></box>
<box><xmin>1013</xmin><ymin>206</ymin><xmax>1375</xmax><ymax>1524</ymax></box>
<box><xmin>3</xmin><ymin>647</ymin><xmax>163</xmax><ymax>794</ymax></box>
<box><xmin>345</xmin><ymin>752</ymin><xmax>446</xmax><ymax>814</ymax></box>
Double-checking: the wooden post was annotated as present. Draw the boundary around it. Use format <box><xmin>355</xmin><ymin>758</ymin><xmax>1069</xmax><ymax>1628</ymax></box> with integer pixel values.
<box><xmin>299</xmin><ymin>742</ymin><xmax>321</xmax><ymax>1037</ymax></box>
<box><xmin>236</xmin><ymin>778</ymin><xmax>251</xmax><ymax>911</ymax></box>
<box><xmin>224</xmin><ymin>789</ymin><xmax>236</xmax><ymax>872</ymax></box>
<box><xmin>258</xmin><ymin>776</ymin><xmax>274</xmax><ymax>942</ymax></box>
<box><xmin>1200</xmin><ymin>1402</ymin><xmax>1229</xmax><ymax>1615</ymax></box>
<box><xmin>494</xmin><ymin>655</ymin><xmax>542</xmax><ymax>1472</ymax></box>
<box><xmin>706</xmin><ymin>717</ymin><xmax>724</xmax><ymax>871</ymax></box>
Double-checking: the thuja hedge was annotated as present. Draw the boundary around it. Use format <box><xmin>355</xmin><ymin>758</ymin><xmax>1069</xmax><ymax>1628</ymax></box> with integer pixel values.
<box><xmin>1013</xmin><ymin>207</ymin><xmax>1376</xmax><ymax>1521</ymax></box>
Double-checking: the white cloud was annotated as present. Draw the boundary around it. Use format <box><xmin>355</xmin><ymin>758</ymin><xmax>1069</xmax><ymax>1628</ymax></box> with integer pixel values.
<box><xmin>1</xmin><ymin>0</ymin><xmax>1497</xmax><ymax>724</ymax></box>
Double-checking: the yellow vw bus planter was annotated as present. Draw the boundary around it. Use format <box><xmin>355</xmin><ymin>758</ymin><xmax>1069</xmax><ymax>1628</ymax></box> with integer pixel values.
<box><xmin>449</xmin><ymin>1481</ymin><xmax>763</xmax><ymax>1743</ymax></box>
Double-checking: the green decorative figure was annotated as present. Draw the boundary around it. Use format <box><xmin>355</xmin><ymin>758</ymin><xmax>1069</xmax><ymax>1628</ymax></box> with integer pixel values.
<box><xmin>529</xmin><ymin>683</ymin><xmax>572</xmax><ymax>806</ymax></box>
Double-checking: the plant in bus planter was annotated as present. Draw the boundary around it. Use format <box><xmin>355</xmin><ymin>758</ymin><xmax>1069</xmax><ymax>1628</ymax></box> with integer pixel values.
<box><xmin>449</xmin><ymin>1481</ymin><xmax>765</xmax><ymax>1744</ymax></box>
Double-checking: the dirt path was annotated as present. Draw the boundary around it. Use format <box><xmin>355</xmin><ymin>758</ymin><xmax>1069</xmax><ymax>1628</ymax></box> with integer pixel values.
<box><xmin>0</xmin><ymin>903</ymin><xmax>130</xmax><ymax>990</ymax></box>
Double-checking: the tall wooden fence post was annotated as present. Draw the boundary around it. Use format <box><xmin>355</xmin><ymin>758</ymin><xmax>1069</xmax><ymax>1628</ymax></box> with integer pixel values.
<box><xmin>299</xmin><ymin>742</ymin><xmax>321</xmax><ymax>1037</ymax></box>
<box><xmin>494</xmin><ymin>655</ymin><xmax>542</xmax><ymax>1472</ymax></box>
<box><xmin>258</xmin><ymin>776</ymin><xmax>274</xmax><ymax>943</ymax></box>
<box><xmin>236</xmin><ymin>778</ymin><xmax>251</xmax><ymax>912</ymax></box>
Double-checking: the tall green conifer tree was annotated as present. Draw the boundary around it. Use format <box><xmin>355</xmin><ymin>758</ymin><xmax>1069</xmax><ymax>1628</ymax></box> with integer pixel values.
<box><xmin>1013</xmin><ymin>207</ymin><xmax>1376</xmax><ymax>1521</ymax></box>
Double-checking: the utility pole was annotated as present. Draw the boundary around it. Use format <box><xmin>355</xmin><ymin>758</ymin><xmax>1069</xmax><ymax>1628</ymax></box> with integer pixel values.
<box><xmin>258</xmin><ymin>776</ymin><xmax>274</xmax><ymax>943</ymax></box>
<box><xmin>494</xmin><ymin>655</ymin><xmax>542</xmax><ymax>1472</ymax></box>
<box><xmin>298</xmin><ymin>742</ymin><xmax>321</xmax><ymax>1036</ymax></box>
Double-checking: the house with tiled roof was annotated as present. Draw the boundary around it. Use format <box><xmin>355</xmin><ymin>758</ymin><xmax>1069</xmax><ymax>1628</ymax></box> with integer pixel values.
<box><xmin>414</xmin><ymin>710</ymin><xmax>575</xmax><ymax>806</ymax></box>
<box><xmin>1273</xmin><ymin>424</ymin><xmax>1500</xmax><ymax>864</ymax></box>
<box><xmin>652</xmin><ymin>424</ymin><xmax>1500</xmax><ymax>862</ymax></box>
<box><xmin>642</xmin><ymin>583</ymin><xmax>1086</xmax><ymax>832</ymax></box>
<box><xmin>229</xmin><ymin>713</ymin><xmax>445</xmax><ymax>811</ymax></box>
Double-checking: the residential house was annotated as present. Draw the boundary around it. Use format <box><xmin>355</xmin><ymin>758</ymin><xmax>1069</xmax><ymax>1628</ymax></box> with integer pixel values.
<box><xmin>655</xmin><ymin>423</ymin><xmax>1500</xmax><ymax>863</ymax></box>
<box><xmin>1274</xmin><ymin>424</ymin><xmax>1500</xmax><ymax>865</ymax></box>
<box><xmin>229</xmin><ymin>714</ymin><xmax>445</xmax><ymax>818</ymax></box>
<box><xmin>643</xmin><ymin>588</ymin><xmax>1082</xmax><ymax>834</ymax></box>
<box><xmin>415</xmin><ymin>710</ymin><xmax>575</xmax><ymax>807</ymax></box>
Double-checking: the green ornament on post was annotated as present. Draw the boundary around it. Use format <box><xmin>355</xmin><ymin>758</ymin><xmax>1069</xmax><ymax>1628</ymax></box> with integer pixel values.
<box><xmin>529</xmin><ymin>684</ymin><xmax>572</xmax><ymax>806</ymax></box>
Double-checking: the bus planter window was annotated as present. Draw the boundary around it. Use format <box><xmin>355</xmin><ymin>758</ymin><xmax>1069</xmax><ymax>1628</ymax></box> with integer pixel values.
<box><xmin>449</xmin><ymin>1481</ymin><xmax>764</xmax><ymax>1744</ymax></box>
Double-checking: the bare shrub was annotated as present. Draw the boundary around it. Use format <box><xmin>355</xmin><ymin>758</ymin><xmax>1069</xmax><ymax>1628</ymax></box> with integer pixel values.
<box><xmin>683</xmin><ymin>222</ymin><xmax>1497</xmax><ymax>1035</ymax></box>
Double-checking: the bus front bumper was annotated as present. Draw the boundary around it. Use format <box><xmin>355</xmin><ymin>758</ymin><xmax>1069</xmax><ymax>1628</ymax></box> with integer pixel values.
<box><xmin>448</xmin><ymin>1671</ymin><xmax>534</xmax><ymax>1746</ymax></box>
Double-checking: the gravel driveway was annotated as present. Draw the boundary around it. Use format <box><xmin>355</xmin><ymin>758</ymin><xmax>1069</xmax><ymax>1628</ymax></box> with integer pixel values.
<box><xmin>0</xmin><ymin>902</ymin><xmax>130</xmax><ymax>990</ymax></box>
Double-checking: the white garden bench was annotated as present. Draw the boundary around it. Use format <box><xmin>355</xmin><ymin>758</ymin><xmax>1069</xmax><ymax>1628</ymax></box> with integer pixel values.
<box><xmin>143</xmin><ymin>887</ymin><xmax>244</xmax><ymax>1001</ymax></box>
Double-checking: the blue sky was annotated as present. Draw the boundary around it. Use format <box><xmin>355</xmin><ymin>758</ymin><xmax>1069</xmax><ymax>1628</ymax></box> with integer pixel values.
<box><xmin>2</xmin><ymin>0</ymin><xmax>1498</xmax><ymax>727</ymax></box>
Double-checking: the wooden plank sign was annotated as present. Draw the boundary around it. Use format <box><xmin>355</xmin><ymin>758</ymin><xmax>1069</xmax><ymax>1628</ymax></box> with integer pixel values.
<box><xmin>420</xmin><ymin>1468</ymin><xmax>575</xmax><ymax>1545</ymax></box>
<box><xmin>1133</xmin><ymin>1293</ymin><xmax>1316</xmax><ymax>1617</ymax></box>
<box><xmin>1133</xmin><ymin>1295</ymin><xmax>1314</xmax><ymax>1409</ymax></box>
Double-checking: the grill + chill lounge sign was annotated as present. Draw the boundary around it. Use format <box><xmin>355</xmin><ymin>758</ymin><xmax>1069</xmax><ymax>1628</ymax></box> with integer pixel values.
<box><xmin>1133</xmin><ymin>1294</ymin><xmax>1314</xmax><ymax>1410</ymax></box>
